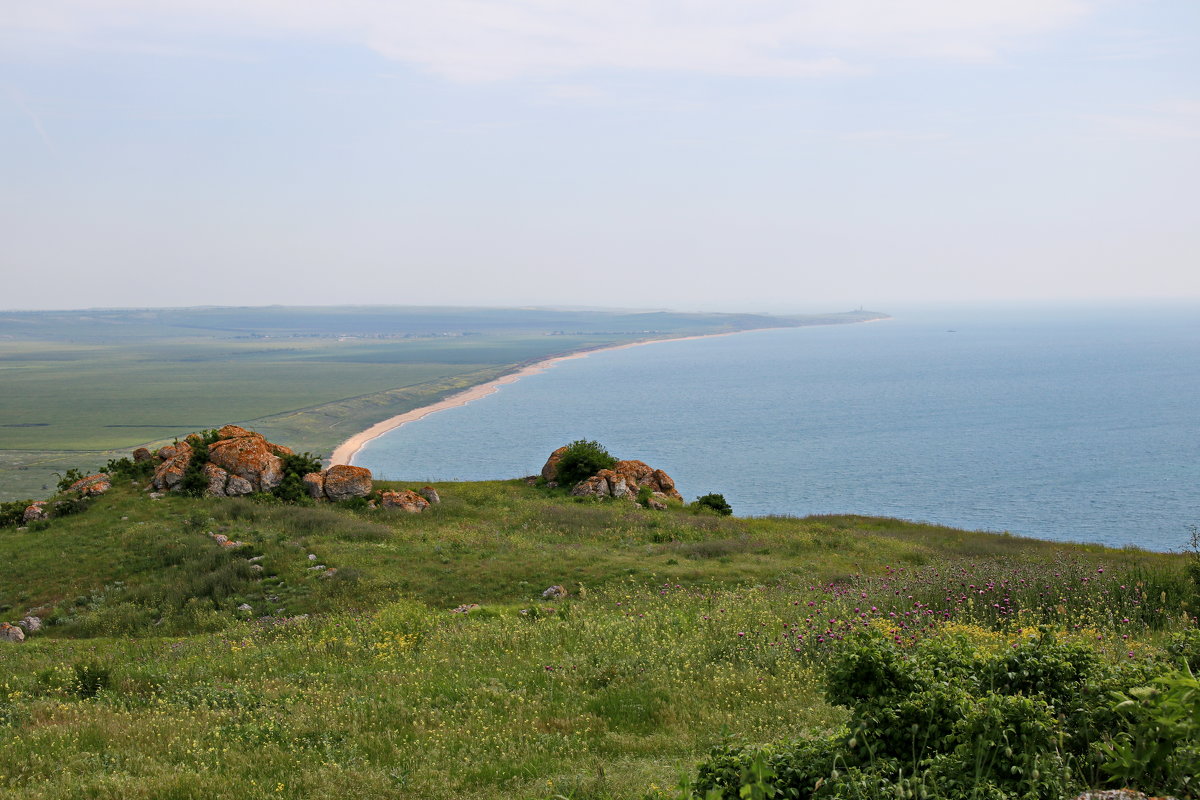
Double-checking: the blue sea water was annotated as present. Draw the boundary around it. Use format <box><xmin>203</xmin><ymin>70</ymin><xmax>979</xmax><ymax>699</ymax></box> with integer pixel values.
<box><xmin>356</xmin><ymin>306</ymin><xmax>1200</xmax><ymax>552</ymax></box>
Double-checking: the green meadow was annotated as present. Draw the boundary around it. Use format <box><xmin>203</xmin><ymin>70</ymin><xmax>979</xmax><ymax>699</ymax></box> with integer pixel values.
<box><xmin>0</xmin><ymin>476</ymin><xmax>1196</xmax><ymax>799</ymax></box>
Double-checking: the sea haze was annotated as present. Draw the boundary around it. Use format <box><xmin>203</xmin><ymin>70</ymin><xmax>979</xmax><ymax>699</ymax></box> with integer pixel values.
<box><xmin>356</xmin><ymin>306</ymin><xmax>1200</xmax><ymax>552</ymax></box>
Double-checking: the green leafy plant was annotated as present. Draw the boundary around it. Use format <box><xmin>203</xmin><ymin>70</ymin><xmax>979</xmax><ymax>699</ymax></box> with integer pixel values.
<box><xmin>554</xmin><ymin>440</ymin><xmax>618</xmax><ymax>487</ymax></box>
<box><xmin>693</xmin><ymin>493</ymin><xmax>733</xmax><ymax>516</ymax></box>
<box><xmin>104</xmin><ymin>455</ymin><xmax>155</xmax><ymax>481</ymax></box>
<box><xmin>178</xmin><ymin>430</ymin><xmax>222</xmax><ymax>498</ymax></box>
<box><xmin>0</xmin><ymin>500</ymin><xmax>34</xmax><ymax>528</ymax></box>
<box><xmin>1103</xmin><ymin>666</ymin><xmax>1200</xmax><ymax>797</ymax></box>
<box><xmin>272</xmin><ymin>452</ymin><xmax>323</xmax><ymax>503</ymax></box>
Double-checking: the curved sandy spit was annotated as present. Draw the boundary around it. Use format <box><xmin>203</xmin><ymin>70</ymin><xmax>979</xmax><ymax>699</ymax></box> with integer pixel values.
<box><xmin>329</xmin><ymin>330</ymin><xmax>755</xmax><ymax>466</ymax></box>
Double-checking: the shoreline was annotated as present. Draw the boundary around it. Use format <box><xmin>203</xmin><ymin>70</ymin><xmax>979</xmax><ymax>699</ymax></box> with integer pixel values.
<box><xmin>329</xmin><ymin>329</ymin><xmax>764</xmax><ymax>466</ymax></box>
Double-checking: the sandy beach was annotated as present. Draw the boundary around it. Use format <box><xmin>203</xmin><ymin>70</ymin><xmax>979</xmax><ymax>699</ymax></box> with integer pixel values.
<box><xmin>328</xmin><ymin>330</ymin><xmax>756</xmax><ymax>466</ymax></box>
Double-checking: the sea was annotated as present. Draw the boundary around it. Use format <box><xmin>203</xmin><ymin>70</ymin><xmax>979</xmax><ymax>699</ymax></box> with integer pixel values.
<box><xmin>355</xmin><ymin>305</ymin><xmax>1200</xmax><ymax>552</ymax></box>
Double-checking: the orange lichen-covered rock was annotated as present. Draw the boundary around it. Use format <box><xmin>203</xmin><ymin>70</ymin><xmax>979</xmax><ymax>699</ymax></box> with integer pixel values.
<box><xmin>302</xmin><ymin>471</ymin><xmax>325</xmax><ymax>500</ymax></box>
<box><xmin>132</xmin><ymin>447</ymin><xmax>153</xmax><ymax>463</ymax></box>
<box><xmin>380</xmin><ymin>490</ymin><xmax>429</xmax><ymax>513</ymax></box>
<box><xmin>216</xmin><ymin>425</ymin><xmax>263</xmax><ymax>440</ymax></box>
<box><xmin>540</xmin><ymin>446</ymin><xmax>569</xmax><ymax>483</ymax></box>
<box><xmin>564</xmin><ymin>456</ymin><xmax>683</xmax><ymax>502</ymax></box>
<box><xmin>203</xmin><ymin>463</ymin><xmax>230</xmax><ymax>497</ymax></box>
<box><xmin>611</xmin><ymin>460</ymin><xmax>683</xmax><ymax>501</ymax></box>
<box><xmin>207</xmin><ymin>436</ymin><xmax>283</xmax><ymax>492</ymax></box>
<box><xmin>68</xmin><ymin>473</ymin><xmax>111</xmax><ymax>496</ymax></box>
<box><xmin>152</xmin><ymin>441</ymin><xmax>193</xmax><ymax>490</ymax></box>
<box><xmin>321</xmin><ymin>465</ymin><xmax>373</xmax><ymax>502</ymax></box>
<box><xmin>23</xmin><ymin>501</ymin><xmax>48</xmax><ymax>523</ymax></box>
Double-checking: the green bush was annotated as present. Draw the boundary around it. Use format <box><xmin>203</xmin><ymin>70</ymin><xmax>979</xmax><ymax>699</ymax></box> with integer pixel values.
<box><xmin>693</xmin><ymin>493</ymin><xmax>733</xmax><ymax>516</ymax></box>
<box><xmin>104</xmin><ymin>456</ymin><xmax>155</xmax><ymax>481</ymax></box>
<box><xmin>0</xmin><ymin>500</ymin><xmax>33</xmax><ymax>528</ymax></box>
<box><xmin>272</xmin><ymin>452</ymin><xmax>323</xmax><ymax>503</ymax></box>
<box><xmin>554</xmin><ymin>440</ymin><xmax>618</xmax><ymax>487</ymax></box>
<box><xmin>688</xmin><ymin>630</ymin><xmax>1200</xmax><ymax>800</ymax></box>
<box><xmin>178</xmin><ymin>430</ymin><xmax>221</xmax><ymax>498</ymax></box>
<box><xmin>1103</xmin><ymin>666</ymin><xmax>1200</xmax><ymax>796</ymax></box>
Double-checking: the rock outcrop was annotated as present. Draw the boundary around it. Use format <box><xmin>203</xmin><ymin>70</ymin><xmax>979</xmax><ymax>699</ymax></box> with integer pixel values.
<box><xmin>152</xmin><ymin>441</ymin><xmax>193</xmax><ymax>491</ymax></box>
<box><xmin>144</xmin><ymin>427</ymin><xmax>300</xmax><ymax>495</ymax></box>
<box><xmin>563</xmin><ymin>457</ymin><xmax>684</xmax><ymax>504</ymax></box>
<box><xmin>22</xmin><ymin>502</ymin><xmax>48</xmax><ymax>523</ymax></box>
<box><xmin>0</xmin><ymin>623</ymin><xmax>25</xmax><ymax>643</ymax></box>
<box><xmin>18</xmin><ymin>616</ymin><xmax>41</xmax><ymax>634</ymax></box>
<box><xmin>302</xmin><ymin>465</ymin><xmax>373</xmax><ymax>501</ymax></box>
<box><xmin>541</xmin><ymin>446</ymin><xmax>568</xmax><ymax>483</ymax></box>
<box><xmin>380</xmin><ymin>490</ymin><xmax>429</xmax><ymax>513</ymax></box>
<box><xmin>208</xmin><ymin>434</ymin><xmax>284</xmax><ymax>493</ymax></box>
<box><xmin>418</xmin><ymin>486</ymin><xmax>441</xmax><ymax>505</ymax></box>
<box><xmin>68</xmin><ymin>473</ymin><xmax>111</xmax><ymax>496</ymax></box>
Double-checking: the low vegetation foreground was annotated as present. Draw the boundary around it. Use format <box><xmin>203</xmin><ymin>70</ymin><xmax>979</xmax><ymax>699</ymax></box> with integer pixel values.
<box><xmin>0</xmin><ymin>433</ymin><xmax>1197</xmax><ymax>799</ymax></box>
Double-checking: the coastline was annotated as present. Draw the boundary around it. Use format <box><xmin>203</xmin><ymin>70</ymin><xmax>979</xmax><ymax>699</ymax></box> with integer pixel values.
<box><xmin>329</xmin><ymin>329</ymin><xmax>760</xmax><ymax>466</ymax></box>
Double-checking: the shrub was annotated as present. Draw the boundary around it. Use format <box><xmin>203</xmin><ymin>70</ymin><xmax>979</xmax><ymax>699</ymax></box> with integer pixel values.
<box><xmin>554</xmin><ymin>440</ymin><xmax>618</xmax><ymax>487</ymax></box>
<box><xmin>50</xmin><ymin>496</ymin><xmax>90</xmax><ymax>518</ymax></box>
<box><xmin>272</xmin><ymin>451</ymin><xmax>322</xmax><ymax>503</ymax></box>
<box><xmin>0</xmin><ymin>500</ymin><xmax>33</xmax><ymax>528</ymax></box>
<box><xmin>1103</xmin><ymin>666</ymin><xmax>1200</xmax><ymax>796</ymax></box>
<box><xmin>693</xmin><ymin>493</ymin><xmax>733</xmax><ymax>516</ymax></box>
<box><xmin>685</xmin><ymin>631</ymin><xmax>1200</xmax><ymax>799</ymax></box>
<box><xmin>177</xmin><ymin>431</ymin><xmax>221</xmax><ymax>498</ymax></box>
<box><xmin>104</xmin><ymin>456</ymin><xmax>154</xmax><ymax>481</ymax></box>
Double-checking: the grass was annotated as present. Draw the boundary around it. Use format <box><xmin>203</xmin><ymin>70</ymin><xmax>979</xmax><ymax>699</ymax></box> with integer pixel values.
<box><xmin>0</xmin><ymin>476</ymin><xmax>1194</xmax><ymax>799</ymax></box>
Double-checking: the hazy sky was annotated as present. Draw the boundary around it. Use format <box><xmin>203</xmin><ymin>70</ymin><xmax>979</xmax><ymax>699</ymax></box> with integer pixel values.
<box><xmin>2</xmin><ymin>1</ymin><xmax>1197</xmax><ymax>312</ymax></box>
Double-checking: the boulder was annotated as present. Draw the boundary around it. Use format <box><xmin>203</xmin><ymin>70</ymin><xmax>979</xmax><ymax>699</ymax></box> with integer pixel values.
<box><xmin>380</xmin><ymin>490</ymin><xmax>429</xmax><ymax>513</ymax></box>
<box><xmin>216</xmin><ymin>425</ymin><xmax>263</xmax><ymax>441</ymax></box>
<box><xmin>22</xmin><ymin>502</ymin><xmax>48</xmax><ymax>523</ymax></box>
<box><xmin>18</xmin><ymin>616</ymin><xmax>42</xmax><ymax>634</ymax></box>
<box><xmin>570</xmin><ymin>474</ymin><xmax>610</xmax><ymax>499</ymax></box>
<box><xmin>647</xmin><ymin>492</ymin><xmax>670</xmax><ymax>511</ymax></box>
<box><xmin>267</xmin><ymin>442</ymin><xmax>294</xmax><ymax>457</ymax></box>
<box><xmin>612</xmin><ymin>460</ymin><xmax>683</xmax><ymax>501</ymax></box>
<box><xmin>564</xmin><ymin>457</ymin><xmax>683</xmax><ymax>503</ymax></box>
<box><xmin>542</xmin><ymin>585</ymin><xmax>567</xmax><ymax>600</ymax></box>
<box><xmin>418</xmin><ymin>486</ymin><xmax>441</xmax><ymax>505</ymax></box>
<box><xmin>541</xmin><ymin>446</ymin><xmax>569</xmax><ymax>483</ymax></box>
<box><xmin>225</xmin><ymin>474</ymin><xmax>255</xmax><ymax>496</ymax></box>
<box><xmin>152</xmin><ymin>441</ymin><xmax>193</xmax><ymax>490</ymax></box>
<box><xmin>203</xmin><ymin>463</ymin><xmax>230</xmax><ymax>497</ymax></box>
<box><xmin>68</xmin><ymin>473</ymin><xmax>111</xmax><ymax>496</ymax></box>
<box><xmin>321</xmin><ymin>465</ymin><xmax>373</xmax><ymax>502</ymax></box>
<box><xmin>302</xmin><ymin>471</ymin><xmax>325</xmax><ymax>500</ymax></box>
<box><xmin>132</xmin><ymin>447</ymin><xmax>153</xmax><ymax>463</ymax></box>
<box><xmin>156</xmin><ymin>444</ymin><xmax>181</xmax><ymax>461</ymax></box>
<box><xmin>0</xmin><ymin>623</ymin><xmax>24</xmax><ymax>643</ymax></box>
<box><xmin>208</xmin><ymin>436</ymin><xmax>283</xmax><ymax>492</ymax></box>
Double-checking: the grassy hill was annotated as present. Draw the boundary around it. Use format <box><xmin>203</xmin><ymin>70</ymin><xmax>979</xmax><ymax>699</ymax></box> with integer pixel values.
<box><xmin>0</xmin><ymin>472</ymin><xmax>1195</xmax><ymax>799</ymax></box>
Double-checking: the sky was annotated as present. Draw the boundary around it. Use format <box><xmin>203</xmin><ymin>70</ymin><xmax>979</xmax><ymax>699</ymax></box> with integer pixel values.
<box><xmin>1</xmin><ymin>1</ymin><xmax>1198</xmax><ymax>313</ymax></box>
